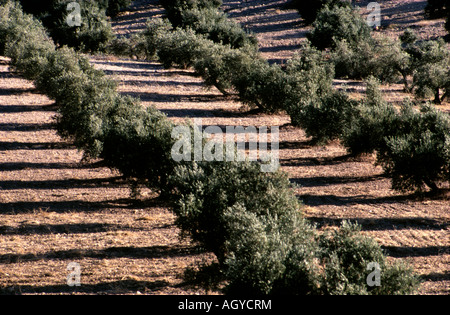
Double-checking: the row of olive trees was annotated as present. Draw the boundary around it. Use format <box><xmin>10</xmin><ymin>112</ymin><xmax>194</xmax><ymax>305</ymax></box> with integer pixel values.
<box><xmin>134</xmin><ymin>0</ymin><xmax>449</xmax><ymax>193</ymax></box>
<box><xmin>294</xmin><ymin>3</ymin><xmax>450</xmax><ymax>193</ymax></box>
<box><xmin>306</xmin><ymin>3</ymin><xmax>450</xmax><ymax>104</ymax></box>
<box><xmin>294</xmin><ymin>0</ymin><xmax>450</xmax><ymax>35</ymax></box>
<box><xmin>0</xmin><ymin>1</ymin><xmax>420</xmax><ymax>295</ymax></box>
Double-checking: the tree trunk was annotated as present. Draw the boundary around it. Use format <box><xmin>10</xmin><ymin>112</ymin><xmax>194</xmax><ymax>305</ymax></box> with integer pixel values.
<box><xmin>214</xmin><ymin>82</ymin><xmax>230</xmax><ymax>96</ymax></box>
<box><xmin>424</xmin><ymin>178</ymin><xmax>439</xmax><ymax>193</ymax></box>
<box><xmin>440</xmin><ymin>90</ymin><xmax>449</xmax><ymax>103</ymax></box>
<box><xmin>402</xmin><ymin>73</ymin><xmax>410</xmax><ymax>92</ymax></box>
<box><xmin>434</xmin><ymin>87</ymin><xmax>441</xmax><ymax>104</ymax></box>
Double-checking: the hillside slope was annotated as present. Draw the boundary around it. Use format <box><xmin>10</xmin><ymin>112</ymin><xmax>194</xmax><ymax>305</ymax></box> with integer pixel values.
<box><xmin>0</xmin><ymin>0</ymin><xmax>448</xmax><ymax>295</ymax></box>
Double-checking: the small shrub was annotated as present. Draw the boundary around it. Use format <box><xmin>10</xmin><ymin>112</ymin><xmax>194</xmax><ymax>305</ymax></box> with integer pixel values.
<box><xmin>399</xmin><ymin>28</ymin><xmax>418</xmax><ymax>45</ymax></box>
<box><xmin>380</xmin><ymin>104</ymin><xmax>450</xmax><ymax>192</ymax></box>
<box><xmin>178</xmin><ymin>6</ymin><xmax>257</xmax><ymax>49</ymax></box>
<box><xmin>160</xmin><ymin>0</ymin><xmax>256</xmax><ymax>50</ymax></box>
<box><xmin>159</xmin><ymin>0</ymin><xmax>223</xmax><ymax>27</ymax></box>
<box><xmin>231</xmin><ymin>57</ymin><xmax>292</xmax><ymax>113</ymax></box>
<box><xmin>106</xmin><ymin>36</ymin><xmax>134</xmax><ymax>57</ymax></box>
<box><xmin>307</xmin><ymin>5</ymin><xmax>372</xmax><ymax>50</ymax></box>
<box><xmin>194</xmin><ymin>43</ymin><xmax>267</xmax><ymax>99</ymax></box>
<box><xmin>169</xmin><ymin>160</ymin><xmax>302</xmax><ymax>264</ymax></box>
<box><xmin>192</xmin><ymin>42</ymin><xmax>237</xmax><ymax>94</ymax></box>
<box><xmin>101</xmin><ymin>100</ymin><xmax>177</xmax><ymax>192</ymax></box>
<box><xmin>285</xmin><ymin>42</ymin><xmax>335</xmax><ymax>117</ymax></box>
<box><xmin>291</xmin><ymin>0</ymin><xmax>351</xmax><ymax>25</ymax></box>
<box><xmin>291</xmin><ymin>90</ymin><xmax>358</xmax><ymax>144</ymax></box>
<box><xmin>36</xmin><ymin>46</ymin><xmax>115</xmax><ymax>101</ymax></box>
<box><xmin>331</xmin><ymin>38</ymin><xmax>373</xmax><ymax>79</ymax></box>
<box><xmin>224</xmin><ymin>217</ymin><xmax>419</xmax><ymax>295</ymax></box>
<box><xmin>49</xmin><ymin>1</ymin><xmax>114</xmax><ymax>52</ymax></box>
<box><xmin>223</xmin><ymin>205</ymin><xmax>319</xmax><ymax>295</ymax></box>
<box><xmin>226</xmin><ymin>42</ymin><xmax>334</xmax><ymax>114</ymax></box>
<box><xmin>344</xmin><ymin>78</ymin><xmax>450</xmax><ymax>192</ymax></box>
<box><xmin>156</xmin><ymin>27</ymin><xmax>212</xmax><ymax>69</ymax></box>
<box><xmin>342</xmin><ymin>77</ymin><xmax>402</xmax><ymax>156</ymax></box>
<box><xmin>7</xmin><ymin>40</ymin><xmax>55</xmax><ymax>81</ymax></box>
<box><xmin>317</xmin><ymin>221</ymin><xmax>420</xmax><ymax>295</ymax></box>
<box><xmin>396</xmin><ymin>29</ymin><xmax>425</xmax><ymax>91</ymax></box>
<box><xmin>107</xmin><ymin>33</ymin><xmax>150</xmax><ymax>60</ymax></box>
<box><xmin>140</xmin><ymin>18</ymin><xmax>173</xmax><ymax>60</ymax></box>
<box><xmin>369</xmin><ymin>37</ymin><xmax>407</xmax><ymax>84</ymax></box>
<box><xmin>332</xmin><ymin>36</ymin><xmax>411</xmax><ymax>85</ymax></box>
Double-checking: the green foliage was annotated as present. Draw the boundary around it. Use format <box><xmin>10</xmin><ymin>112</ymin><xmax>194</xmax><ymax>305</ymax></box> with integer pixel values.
<box><xmin>343</xmin><ymin>78</ymin><xmax>450</xmax><ymax>192</ymax></box>
<box><xmin>142</xmin><ymin>17</ymin><xmax>288</xmax><ymax>113</ymax></box>
<box><xmin>192</xmin><ymin>42</ymin><xmax>237</xmax><ymax>94</ymax></box>
<box><xmin>412</xmin><ymin>39</ymin><xmax>450</xmax><ymax>104</ymax></box>
<box><xmin>331</xmin><ymin>38</ymin><xmax>370</xmax><ymax>79</ymax></box>
<box><xmin>380</xmin><ymin>105</ymin><xmax>450</xmax><ymax>192</ymax></box>
<box><xmin>395</xmin><ymin>32</ymin><xmax>450</xmax><ymax>100</ymax></box>
<box><xmin>169</xmin><ymin>160</ymin><xmax>302</xmax><ymax>264</ymax></box>
<box><xmin>317</xmin><ymin>221</ymin><xmax>420</xmax><ymax>295</ymax></box>
<box><xmin>342</xmin><ymin>77</ymin><xmax>403</xmax><ymax>156</ymax></box>
<box><xmin>177</xmin><ymin>6</ymin><xmax>257</xmax><ymax>49</ymax></box>
<box><xmin>230</xmin><ymin>55</ymin><xmax>291</xmax><ymax>113</ymax></box>
<box><xmin>307</xmin><ymin>4</ymin><xmax>372</xmax><ymax>50</ymax></box>
<box><xmin>6</xmin><ymin>39</ymin><xmax>55</xmax><ymax>81</ymax></box>
<box><xmin>292</xmin><ymin>91</ymin><xmax>358</xmax><ymax>144</ymax></box>
<box><xmin>217</xmin><ymin>41</ymin><xmax>335</xmax><ymax>116</ymax></box>
<box><xmin>101</xmin><ymin>100</ymin><xmax>177</xmax><ymax>192</ymax></box>
<box><xmin>48</xmin><ymin>1</ymin><xmax>114</xmax><ymax>52</ymax></box>
<box><xmin>142</xmin><ymin>18</ymin><xmax>221</xmax><ymax>70</ymax></box>
<box><xmin>159</xmin><ymin>0</ymin><xmax>256</xmax><ymax>50</ymax></box>
<box><xmin>332</xmin><ymin>36</ymin><xmax>411</xmax><ymax>85</ymax></box>
<box><xmin>223</xmin><ymin>205</ymin><xmax>319</xmax><ymax>295</ymax></box>
<box><xmin>285</xmin><ymin>43</ymin><xmax>335</xmax><ymax>119</ymax></box>
<box><xmin>0</xmin><ymin>1</ymin><xmax>55</xmax><ymax>80</ymax></box>
<box><xmin>35</xmin><ymin>46</ymin><xmax>115</xmax><ymax>102</ymax></box>
<box><xmin>18</xmin><ymin>0</ymin><xmax>114</xmax><ymax>52</ymax></box>
<box><xmin>106</xmin><ymin>36</ymin><xmax>138</xmax><ymax>58</ymax></box>
<box><xmin>35</xmin><ymin>46</ymin><xmax>118</xmax><ymax>158</ymax></box>
<box><xmin>1</xmin><ymin>1</ymin><xmax>422</xmax><ymax>295</ymax></box>
<box><xmin>159</xmin><ymin>0</ymin><xmax>223</xmax><ymax>27</ymax></box>
<box><xmin>140</xmin><ymin>18</ymin><xmax>274</xmax><ymax>112</ymax></box>
<box><xmin>156</xmin><ymin>27</ymin><xmax>213</xmax><ymax>69</ymax></box>
<box><xmin>291</xmin><ymin>0</ymin><xmax>352</xmax><ymax>25</ymax></box>
<box><xmin>399</xmin><ymin>28</ymin><xmax>418</xmax><ymax>45</ymax></box>
<box><xmin>140</xmin><ymin>18</ymin><xmax>173</xmax><ymax>60</ymax></box>
<box><xmin>224</xmin><ymin>217</ymin><xmax>419</xmax><ymax>295</ymax></box>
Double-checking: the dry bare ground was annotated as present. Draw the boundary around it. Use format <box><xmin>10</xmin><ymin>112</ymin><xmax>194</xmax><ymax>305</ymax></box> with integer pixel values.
<box><xmin>0</xmin><ymin>0</ymin><xmax>448</xmax><ymax>295</ymax></box>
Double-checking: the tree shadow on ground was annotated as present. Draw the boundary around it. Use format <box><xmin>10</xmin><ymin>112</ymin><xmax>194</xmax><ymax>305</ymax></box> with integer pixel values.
<box><xmin>306</xmin><ymin>216</ymin><xmax>449</xmax><ymax>232</ymax></box>
<box><xmin>0</xmin><ymin>245</ymin><xmax>203</xmax><ymax>264</ymax></box>
<box><xmin>0</xmin><ymin>279</ymin><xmax>170</xmax><ymax>295</ymax></box>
